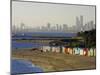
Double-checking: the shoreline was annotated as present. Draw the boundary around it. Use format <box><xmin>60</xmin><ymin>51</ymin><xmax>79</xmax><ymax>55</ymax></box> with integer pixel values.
<box><xmin>12</xmin><ymin>57</ymin><xmax>53</xmax><ymax>72</ymax></box>
<box><xmin>12</xmin><ymin>50</ymin><xmax>96</xmax><ymax>72</ymax></box>
<box><xmin>12</xmin><ymin>57</ymin><xmax>45</xmax><ymax>72</ymax></box>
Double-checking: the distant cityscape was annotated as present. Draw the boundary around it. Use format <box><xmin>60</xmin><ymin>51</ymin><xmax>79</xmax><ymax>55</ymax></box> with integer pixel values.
<box><xmin>12</xmin><ymin>15</ymin><xmax>96</xmax><ymax>33</ymax></box>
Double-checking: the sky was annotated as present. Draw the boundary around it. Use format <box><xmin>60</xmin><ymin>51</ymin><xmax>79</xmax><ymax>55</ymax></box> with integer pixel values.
<box><xmin>12</xmin><ymin>1</ymin><xmax>95</xmax><ymax>28</ymax></box>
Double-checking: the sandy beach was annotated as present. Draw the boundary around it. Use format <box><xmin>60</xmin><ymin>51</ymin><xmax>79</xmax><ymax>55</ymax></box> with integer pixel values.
<box><xmin>12</xmin><ymin>49</ymin><xmax>96</xmax><ymax>72</ymax></box>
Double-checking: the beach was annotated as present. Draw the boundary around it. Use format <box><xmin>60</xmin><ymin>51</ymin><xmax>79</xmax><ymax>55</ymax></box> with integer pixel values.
<box><xmin>12</xmin><ymin>49</ymin><xmax>96</xmax><ymax>72</ymax></box>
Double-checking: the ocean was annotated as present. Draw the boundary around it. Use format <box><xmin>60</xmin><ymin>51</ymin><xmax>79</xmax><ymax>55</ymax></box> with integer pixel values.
<box><xmin>11</xmin><ymin>59</ymin><xmax>43</xmax><ymax>74</ymax></box>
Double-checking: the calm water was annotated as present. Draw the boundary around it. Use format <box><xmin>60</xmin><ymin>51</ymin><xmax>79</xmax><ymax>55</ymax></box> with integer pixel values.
<box><xmin>12</xmin><ymin>41</ymin><xmax>43</xmax><ymax>49</ymax></box>
<box><xmin>11</xmin><ymin>59</ymin><xmax>43</xmax><ymax>74</ymax></box>
<box><xmin>13</xmin><ymin>32</ymin><xmax>76</xmax><ymax>37</ymax></box>
<box><xmin>12</xmin><ymin>32</ymin><xmax>77</xmax><ymax>40</ymax></box>
<box><xmin>12</xmin><ymin>32</ymin><xmax>76</xmax><ymax>49</ymax></box>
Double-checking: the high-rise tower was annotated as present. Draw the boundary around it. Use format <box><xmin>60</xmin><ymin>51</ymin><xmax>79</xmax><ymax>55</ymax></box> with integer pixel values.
<box><xmin>80</xmin><ymin>15</ymin><xmax>83</xmax><ymax>31</ymax></box>
<box><xmin>20</xmin><ymin>23</ymin><xmax>25</xmax><ymax>35</ymax></box>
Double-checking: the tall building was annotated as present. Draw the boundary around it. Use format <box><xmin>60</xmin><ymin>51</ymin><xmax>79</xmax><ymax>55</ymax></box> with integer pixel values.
<box><xmin>20</xmin><ymin>23</ymin><xmax>25</xmax><ymax>35</ymax></box>
<box><xmin>76</xmin><ymin>16</ymin><xmax>80</xmax><ymax>32</ymax></box>
<box><xmin>76</xmin><ymin>16</ymin><xmax>84</xmax><ymax>32</ymax></box>
<box><xmin>63</xmin><ymin>24</ymin><xmax>68</xmax><ymax>32</ymax></box>
<box><xmin>87</xmin><ymin>22</ymin><xmax>90</xmax><ymax>30</ymax></box>
<box><xmin>80</xmin><ymin>16</ymin><xmax>83</xmax><ymax>27</ymax></box>
<box><xmin>59</xmin><ymin>25</ymin><xmax>62</xmax><ymax>31</ymax></box>
<box><xmin>90</xmin><ymin>21</ymin><xmax>94</xmax><ymax>30</ymax></box>
<box><xmin>80</xmin><ymin>15</ymin><xmax>84</xmax><ymax>31</ymax></box>
<box><xmin>47</xmin><ymin>23</ymin><xmax>51</xmax><ymax>31</ymax></box>
<box><xmin>56</xmin><ymin>24</ymin><xmax>59</xmax><ymax>31</ymax></box>
<box><xmin>41</xmin><ymin>26</ymin><xmax>46</xmax><ymax>31</ymax></box>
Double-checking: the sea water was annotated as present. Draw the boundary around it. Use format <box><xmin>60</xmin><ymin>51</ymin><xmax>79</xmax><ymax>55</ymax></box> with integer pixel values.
<box><xmin>11</xmin><ymin>59</ymin><xmax>43</xmax><ymax>74</ymax></box>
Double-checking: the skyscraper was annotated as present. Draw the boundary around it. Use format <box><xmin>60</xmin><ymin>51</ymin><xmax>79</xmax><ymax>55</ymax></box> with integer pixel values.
<box><xmin>76</xmin><ymin>16</ymin><xmax>80</xmax><ymax>32</ymax></box>
<box><xmin>80</xmin><ymin>15</ymin><xmax>83</xmax><ymax>31</ymax></box>
<box><xmin>20</xmin><ymin>23</ymin><xmax>25</xmax><ymax>35</ymax></box>
<box><xmin>47</xmin><ymin>23</ymin><xmax>51</xmax><ymax>31</ymax></box>
<box><xmin>56</xmin><ymin>24</ymin><xmax>59</xmax><ymax>31</ymax></box>
<box><xmin>76</xmin><ymin>16</ymin><xmax>84</xmax><ymax>32</ymax></box>
<box><xmin>90</xmin><ymin>21</ymin><xmax>94</xmax><ymax>30</ymax></box>
<box><xmin>63</xmin><ymin>24</ymin><xmax>68</xmax><ymax>32</ymax></box>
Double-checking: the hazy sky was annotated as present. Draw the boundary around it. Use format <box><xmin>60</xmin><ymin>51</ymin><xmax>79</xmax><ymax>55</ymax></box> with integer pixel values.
<box><xmin>12</xmin><ymin>1</ymin><xmax>95</xmax><ymax>27</ymax></box>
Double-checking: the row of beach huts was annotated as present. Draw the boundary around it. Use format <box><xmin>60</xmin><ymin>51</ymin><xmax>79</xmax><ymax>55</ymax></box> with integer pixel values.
<box><xmin>40</xmin><ymin>46</ymin><xmax>96</xmax><ymax>57</ymax></box>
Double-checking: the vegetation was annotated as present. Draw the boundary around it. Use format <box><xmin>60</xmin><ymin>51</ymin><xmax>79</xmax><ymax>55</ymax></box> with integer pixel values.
<box><xmin>77</xmin><ymin>29</ymin><xmax>96</xmax><ymax>48</ymax></box>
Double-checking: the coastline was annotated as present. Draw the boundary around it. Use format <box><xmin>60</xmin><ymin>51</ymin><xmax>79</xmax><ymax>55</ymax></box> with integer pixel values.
<box><xmin>12</xmin><ymin>49</ymin><xmax>96</xmax><ymax>72</ymax></box>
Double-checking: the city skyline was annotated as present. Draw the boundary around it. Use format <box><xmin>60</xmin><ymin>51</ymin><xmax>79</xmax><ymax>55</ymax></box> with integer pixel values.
<box><xmin>12</xmin><ymin>15</ymin><xmax>96</xmax><ymax>33</ymax></box>
<box><xmin>12</xmin><ymin>1</ymin><xmax>95</xmax><ymax>28</ymax></box>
